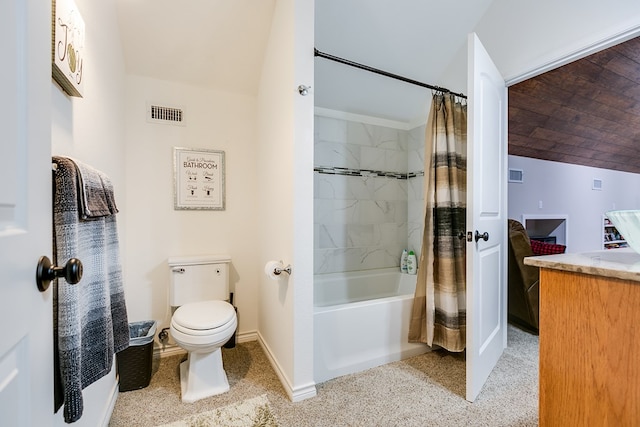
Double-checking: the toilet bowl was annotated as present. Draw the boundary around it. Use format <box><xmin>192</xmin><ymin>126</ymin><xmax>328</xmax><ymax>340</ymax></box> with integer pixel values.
<box><xmin>167</xmin><ymin>255</ymin><xmax>236</xmax><ymax>403</ymax></box>
<box><xmin>170</xmin><ymin>300</ymin><xmax>237</xmax><ymax>403</ymax></box>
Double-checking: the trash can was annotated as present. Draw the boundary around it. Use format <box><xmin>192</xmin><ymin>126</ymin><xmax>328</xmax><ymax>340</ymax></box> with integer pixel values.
<box><xmin>116</xmin><ymin>320</ymin><xmax>157</xmax><ymax>392</ymax></box>
<box><xmin>223</xmin><ymin>293</ymin><xmax>237</xmax><ymax>349</ymax></box>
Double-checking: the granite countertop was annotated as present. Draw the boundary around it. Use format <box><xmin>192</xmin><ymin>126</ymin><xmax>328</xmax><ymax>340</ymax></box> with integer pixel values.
<box><xmin>524</xmin><ymin>248</ymin><xmax>640</xmax><ymax>283</ymax></box>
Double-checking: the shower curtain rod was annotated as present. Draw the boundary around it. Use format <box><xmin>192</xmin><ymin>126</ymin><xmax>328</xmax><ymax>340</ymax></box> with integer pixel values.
<box><xmin>314</xmin><ymin>48</ymin><xmax>467</xmax><ymax>99</ymax></box>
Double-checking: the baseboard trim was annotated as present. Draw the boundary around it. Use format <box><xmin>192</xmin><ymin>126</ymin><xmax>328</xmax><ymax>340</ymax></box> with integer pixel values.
<box><xmin>155</xmin><ymin>344</ymin><xmax>186</xmax><ymax>358</ymax></box>
<box><xmin>154</xmin><ymin>330</ymin><xmax>259</xmax><ymax>358</ymax></box>
<box><xmin>150</xmin><ymin>329</ymin><xmax>317</xmax><ymax>402</ymax></box>
<box><xmin>256</xmin><ymin>331</ymin><xmax>317</xmax><ymax>403</ymax></box>
<box><xmin>290</xmin><ymin>382</ymin><xmax>318</xmax><ymax>402</ymax></box>
<box><xmin>101</xmin><ymin>374</ymin><xmax>119</xmax><ymax>427</ymax></box>
<box><xmin>237</xmin><ymin>330</ymin><xmax>258</xmax><ymax>343</ymax></box>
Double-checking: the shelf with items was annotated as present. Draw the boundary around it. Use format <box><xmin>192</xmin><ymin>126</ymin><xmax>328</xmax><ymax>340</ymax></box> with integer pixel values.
<box><xmin>603</xmin><ymin>215</ymin><xmax>628</xmax><ymax>250</ymax></box>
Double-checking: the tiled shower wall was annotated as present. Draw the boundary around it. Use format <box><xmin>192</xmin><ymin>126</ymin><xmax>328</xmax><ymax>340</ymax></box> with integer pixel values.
<box><xmin>406</xmin><ymin>124</ymin><xmax>426</xmax><ymax>260</ymax></box>
<box><xmin>314</xmin><ymin>114</ymin><xmax>426</xmax><ymax>274</ymax></box>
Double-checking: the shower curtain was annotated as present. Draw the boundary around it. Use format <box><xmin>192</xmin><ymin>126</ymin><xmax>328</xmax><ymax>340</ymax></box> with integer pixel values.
<box><xmin>408</xmin><ymin>93</ymin><xmax>467</xmax><ymax>352</ymax></box>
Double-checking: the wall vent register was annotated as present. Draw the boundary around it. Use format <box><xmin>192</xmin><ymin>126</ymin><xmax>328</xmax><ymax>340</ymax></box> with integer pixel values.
<box><xmin>592</xmin><ymin>178</ymin><xmax>603</xmax><ymax>191</ymax></box>
<box><xmin>147</xmin><ymin>103</ymin><xmax>186</xmax><ymax>125</ymax></box>
<box><xmin>508</xmin><ymin>168</ymin><xmax>523</xmax><ymax>183</ymax></box>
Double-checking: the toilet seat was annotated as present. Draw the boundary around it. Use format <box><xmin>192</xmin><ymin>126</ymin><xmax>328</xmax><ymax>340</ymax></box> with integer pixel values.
<box><xmin>171</xmin><ymin>317</ymin><xmax>236</xmax><ymax>346</ymax></box>
<box><xmin>172</xmin><ymin>300</ymin><xmax>235</xmax><ymax>334</ymax></box>
<box><xmin>170</xmin><ymin>300</ymin><xmax>237</xmax><ymax>348</ymax></box>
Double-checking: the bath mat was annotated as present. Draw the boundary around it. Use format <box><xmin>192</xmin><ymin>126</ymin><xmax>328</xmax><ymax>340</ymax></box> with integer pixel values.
<box><xmin>157</xmin><ymin>394</ymin><xmax>278</xmax><ymax>427</ymax></box>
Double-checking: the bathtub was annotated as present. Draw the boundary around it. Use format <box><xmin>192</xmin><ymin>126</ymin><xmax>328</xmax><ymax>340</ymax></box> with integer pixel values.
<box><xmin>314</xmin><ymin>268</ymin><xmax>429</xmax><ymax>384</ymax></box>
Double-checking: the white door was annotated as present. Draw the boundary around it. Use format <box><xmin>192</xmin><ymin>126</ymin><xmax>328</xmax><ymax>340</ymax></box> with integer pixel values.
<box><xmin>465</xmin><ymin>33</ymin><xmax>508</xmax><ymax>402</ymax></box>
<box><xmin>0</xmin><ymin>1</ymin><xmax>53</xmax><ymax>425</ymax></box>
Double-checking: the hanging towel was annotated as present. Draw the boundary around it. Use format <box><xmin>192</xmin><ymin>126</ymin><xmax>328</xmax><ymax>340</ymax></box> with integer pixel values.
<box><xmin>52</xmin><ymin>156</ymin><xmax>129</xmax><ymax>423</ymax></box>
<box><xmin>73</xmin><ymin>158</ymin><xmax>119</xmax><ymax>218</ymax></box>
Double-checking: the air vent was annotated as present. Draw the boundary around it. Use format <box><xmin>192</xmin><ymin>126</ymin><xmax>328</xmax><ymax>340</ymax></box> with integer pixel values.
<box><xmin>592</xmin><ymin>178</ymin><xmax>603</xmax><ymax>190</ymax></box>
<box><xmin>147</xmin><ymin>103</ymin><xmax>186</xmax><ymax>125</ymax></box>
<box><xmin>508</xmin><ymin>168</ymin><xmax>523</xmax><ymax>183</ymax></box>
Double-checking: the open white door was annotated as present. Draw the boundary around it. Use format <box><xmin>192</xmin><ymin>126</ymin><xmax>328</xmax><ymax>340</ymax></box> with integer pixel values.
<box><xmin>0</xmin><ymin>1</ymin><xmax>53</xmax><ymax>425</ymax></box>
<box><xmin>465</xmin><ymin>33</ymin><xmax>508</xmax><ymax>402</ymax></box>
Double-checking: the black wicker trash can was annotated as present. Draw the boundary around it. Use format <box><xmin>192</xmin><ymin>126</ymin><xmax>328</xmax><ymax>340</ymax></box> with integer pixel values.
<box><xmin>117</xmin><ymin>320</ymin><xmax>157</xmax><ymax>392</ymax></box>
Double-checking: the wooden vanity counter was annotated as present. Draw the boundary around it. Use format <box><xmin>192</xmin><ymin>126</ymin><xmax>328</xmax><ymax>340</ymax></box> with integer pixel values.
<box><xmin>525</xmin><ymin>249</ymin><xmax>640</xmax><ymax>426</ymax></box>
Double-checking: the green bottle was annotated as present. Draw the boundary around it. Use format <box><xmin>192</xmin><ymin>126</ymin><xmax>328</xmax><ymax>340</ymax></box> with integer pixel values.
<box><xmin>407</xmin><ymin>250</ymin><xmax>417</xmax><ymax>275</ymax></box>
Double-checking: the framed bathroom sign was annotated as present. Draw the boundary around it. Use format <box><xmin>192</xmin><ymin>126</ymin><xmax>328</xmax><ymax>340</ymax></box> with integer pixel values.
<box><xmin>52</xmin><ymin>0</ymin><xmax>85</xmax><ymax>97</ymax></box>
<box><xmin>173</xmin><ymin>147</ymin><xmax>226</xmax><ymax>210</ymax></box>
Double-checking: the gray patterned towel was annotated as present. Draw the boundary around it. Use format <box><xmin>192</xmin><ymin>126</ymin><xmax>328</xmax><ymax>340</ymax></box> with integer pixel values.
<box><xmin>73</xmin><ymin>158</ymin><xmax>119</xmax><ymax>218</ymax></box>
<box><xmin>52</xmin><ymin>156</ymin><xmax>129</xmax><ymax>423</ymax></box>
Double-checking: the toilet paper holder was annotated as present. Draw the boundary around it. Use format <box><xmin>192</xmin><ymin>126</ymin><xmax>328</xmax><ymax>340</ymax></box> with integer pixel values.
<box><xmin>273</xmin><ymin>263</ymin><xmax>292</xmax><ymax>276</ymax></box>
<box><xmin>265</xmin><ymin>260</ymin><xmax>292</xmax><ymax>279</ymax></box>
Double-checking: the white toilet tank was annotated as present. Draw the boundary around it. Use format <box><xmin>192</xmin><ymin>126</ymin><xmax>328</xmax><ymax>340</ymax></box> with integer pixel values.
<box><xmin>168</xmin><ymin>255</ymin><xmax>231</xmax><ymax>306</ymax></box>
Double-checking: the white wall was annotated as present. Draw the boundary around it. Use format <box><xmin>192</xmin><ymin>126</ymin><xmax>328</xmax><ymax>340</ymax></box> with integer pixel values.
<box><xmin>256</xmin><ymin>0</ymin><xmax>316</xmax><ymax>401</ymax></box>
<box><xmin>291</xmin><ymin>0</ymin><xmax>315</xmax><ymax>392</ymax></box>
<box><xmin>51</xmin><ymin>0</ymin><xmax>126</xmax><ymax>194</ymax></box>
<box><xmin>438</xmin><ymin>1</ymin><xmax>640</xmax><ymax>96</ymax></box>
<box><xmin>508</xmin><ymin>155</ymin><xmax>640</xmax><ymax>252</ymax></box>
<box><xmin>475</xmin><ymin>0</ymin><xmax>640</xmax><ymax>83</ymax></box>
<box><xmin>50</xmin><ymin>0</ymin><xmax>125</xmax><ymax>425</ymax></box>
<box><xmin>121</xmin><ymin>75</ymin><xmax>260</xmax><ymax>339</ymax></box>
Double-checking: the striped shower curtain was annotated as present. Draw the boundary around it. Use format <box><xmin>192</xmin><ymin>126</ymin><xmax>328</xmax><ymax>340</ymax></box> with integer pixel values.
<box><xmin>408</xmin><ymin>93</ymin><xmax>467</xmax><ymax>352</ymax></box>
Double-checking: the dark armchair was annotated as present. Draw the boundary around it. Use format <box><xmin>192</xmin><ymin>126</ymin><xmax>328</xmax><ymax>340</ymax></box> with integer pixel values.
<box><xmin>507</xmin><ymin>219</ymin><xmax>541</xmax><ymax>334</ymax></box>
<box><xmin>508</xmin><ymin>219</ymin><xmax>567</xmax><ymax>334</ymax></box>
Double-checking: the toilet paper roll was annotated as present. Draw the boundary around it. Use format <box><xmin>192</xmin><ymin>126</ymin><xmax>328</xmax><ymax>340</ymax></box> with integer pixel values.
<box><xmin>264</xmin><ymin>260</ymin><xmax>284</xmax><ymax>280</ymax></box>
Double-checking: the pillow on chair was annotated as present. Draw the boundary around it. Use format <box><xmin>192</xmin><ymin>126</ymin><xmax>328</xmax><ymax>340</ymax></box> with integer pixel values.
<box><xmin>530</xmin><ymin>239</ymin><xmax>566</xmax><ymax>255</ymax></box>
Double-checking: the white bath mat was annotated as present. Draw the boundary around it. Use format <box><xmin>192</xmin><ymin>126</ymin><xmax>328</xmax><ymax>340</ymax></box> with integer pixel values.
<box><xmin>157</xmin><ymin>394</ymin><xmax>278</xmax><ymax>427</ymax></box>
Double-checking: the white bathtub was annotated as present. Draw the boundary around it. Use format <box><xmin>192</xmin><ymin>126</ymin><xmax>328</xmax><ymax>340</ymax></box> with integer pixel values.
<box><xmin>314</xmin><ymin>268</ymin><xmax>429</xmax><ymax>384</ymax></box>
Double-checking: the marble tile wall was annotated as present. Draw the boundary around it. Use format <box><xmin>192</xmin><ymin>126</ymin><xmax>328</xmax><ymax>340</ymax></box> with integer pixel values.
<box><xmin>407</xmin><ymin>124</ymin><xmax>426</xmax><ymax>259</ymax></box>
<box><xmin>314</xmin><ymin>115</ymin><xmax>426</xmax><ymax>274</ymax></box>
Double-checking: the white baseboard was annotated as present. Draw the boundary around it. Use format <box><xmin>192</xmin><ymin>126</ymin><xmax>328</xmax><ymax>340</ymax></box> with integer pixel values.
<box><xmin>154</xmin><ymin>344</ymin><xmax>186</xmax><ymax>358</ymax></box>
<box><xmin>101</xmin><ymin>378</ymin><xmax>119</xmax><ymax>427</ymax></box>
<box><xmin>290</xmin><ymin>383</ymin><xmax>318</xmax><ymax>402</ymax></box>
<box><xmin>256</xmin><ymin>331</ymin><xmax>317</xmax><ymax>403</ymax></box>
<box><xmin>154</xmin><ymin>330</ymin><xmax>259</xmax><ymax>358</ymax></box>
<box><xmin>150</xmin><ymin>329</ymin><xmax>316</xmax><ymax>402</ymax></box>
<box><xmin>237</xmin><ymin>330</ymin><xmax>258</xmax><ymax>343</ymax></box>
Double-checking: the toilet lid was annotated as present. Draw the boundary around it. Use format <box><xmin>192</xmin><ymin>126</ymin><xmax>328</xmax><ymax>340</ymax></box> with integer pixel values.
<box><xmin>173</xmin><ymin>300</ymin><xmax>235</xmax><ymax>330</ymax></box>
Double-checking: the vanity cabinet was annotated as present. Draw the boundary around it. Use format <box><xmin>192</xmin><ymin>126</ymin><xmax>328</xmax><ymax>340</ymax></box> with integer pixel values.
<box><xmin>525</xmin><ymin>251</ymin><xmax>640</xmax><ymax>425</ymax></box>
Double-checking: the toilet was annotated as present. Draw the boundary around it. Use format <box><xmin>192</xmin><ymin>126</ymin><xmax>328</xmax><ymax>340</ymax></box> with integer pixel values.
<box><xmin>168</xmin><ymin>255</ymin><xmax>237</xmax><ymax>403</ymax></box>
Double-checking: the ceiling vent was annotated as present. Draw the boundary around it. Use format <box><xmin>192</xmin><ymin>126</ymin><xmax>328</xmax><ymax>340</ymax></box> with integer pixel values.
<box><xmin>147</xmin><ymin>103</ymin><xmax>186</xmax><ymax>126</ymax></box>
<box><xmin>508</xmin><ymin>168</ymin><xmax>524</xmax><ymax>183</ymax></box>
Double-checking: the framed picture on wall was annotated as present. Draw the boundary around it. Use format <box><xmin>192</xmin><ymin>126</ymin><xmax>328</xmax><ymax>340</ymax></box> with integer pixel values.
<box><xmin>52</xmin><ymin>0</ymin><xmax>85</xmax><ymax>97</ymax></box>
<box><xmin>173</xmin><ymin>147</ymin><xmax>226</xmax><ymax>210</ymax></box>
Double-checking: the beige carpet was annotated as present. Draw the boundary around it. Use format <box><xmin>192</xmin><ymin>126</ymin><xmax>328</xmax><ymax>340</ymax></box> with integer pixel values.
<box><xmin>109</xmin><ymin>325</ymin><xmax>538</xmax><ymax>427</ymax></box>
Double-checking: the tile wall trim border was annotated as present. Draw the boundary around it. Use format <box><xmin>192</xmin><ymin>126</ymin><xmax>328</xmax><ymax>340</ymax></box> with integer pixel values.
<box><xmin>314</xmin><ymin>166</ymin><xmax>424</xmax><ymax>179</ymax></box>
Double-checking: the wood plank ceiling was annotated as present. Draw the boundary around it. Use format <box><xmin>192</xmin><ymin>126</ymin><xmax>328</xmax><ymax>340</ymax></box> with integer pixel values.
<box><xmin>509</xmin><ymin>36</ymin><xmax>640</xmax><ymax>174</ymax></box>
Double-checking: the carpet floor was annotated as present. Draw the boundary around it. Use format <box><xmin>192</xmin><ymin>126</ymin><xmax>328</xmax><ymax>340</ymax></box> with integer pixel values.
<box><xmin>109</xmin><ymin>325</ymin><xmax>538</xmax><ymax>427</ymax></box>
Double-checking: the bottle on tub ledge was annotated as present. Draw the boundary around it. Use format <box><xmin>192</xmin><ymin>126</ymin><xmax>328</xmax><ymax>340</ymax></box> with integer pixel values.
<box><xmin>400</xmin><ymin>249</ymin><xmax>408</xmax><ymax>273</ymax></box>
<box><xmin>407</xmin><ymin>251</ymin><xmax>417</xmax><ymax>275</ymax></box>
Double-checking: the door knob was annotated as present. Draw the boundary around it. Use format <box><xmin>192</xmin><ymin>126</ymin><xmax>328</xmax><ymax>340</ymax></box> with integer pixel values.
<box><xmin>475</xmin><ymin>231</ymin><xmax>489</xmax><ymax>242</ymax></box>
<box><xmin>36</xmin><ymin>256</ymin><xmax>83</xmax><ymax>292</ymax></box>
